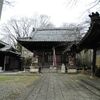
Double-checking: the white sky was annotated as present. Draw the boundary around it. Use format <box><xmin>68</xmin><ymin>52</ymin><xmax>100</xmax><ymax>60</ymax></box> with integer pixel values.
<box><xmin>1</xmin><ymin>0</ymin><xmax>99</xmax><ymax>27</ymax></box>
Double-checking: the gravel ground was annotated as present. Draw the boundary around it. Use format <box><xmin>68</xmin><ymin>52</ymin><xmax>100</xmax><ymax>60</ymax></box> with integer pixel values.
<box><xmin>0</xmin><ymin>72</ymin><xmax>40</xmax><ymax>100</ymax></box>
<box><xmin>0</xmin><ymin>70</ymin><xmax>100</xmax><ymax>100</ymax></box>
<box><xmin>25</xmin><ymin>70</ymin><xmax>100</xmax><ymax>100</ymax></box>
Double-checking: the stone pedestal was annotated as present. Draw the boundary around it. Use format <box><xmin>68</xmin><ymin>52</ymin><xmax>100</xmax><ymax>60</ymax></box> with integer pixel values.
<box><xmin>30</xmin><ymin>66</ymin><xmax>38</xmax><ymax>73</ymax></box>
<box><xmin>0</xmin><ymin>67</ymin><xmax>3</xmax><ymax>72</ymax></box>
<box><xmin>67</xmin><ymin>69</ymin><xmax>77</xmax><ymax>73</ymax></box>
<box><xmin>61</xmin><ymin>64</ymin><xmax>65</xmax><ymax>73</ymax></box>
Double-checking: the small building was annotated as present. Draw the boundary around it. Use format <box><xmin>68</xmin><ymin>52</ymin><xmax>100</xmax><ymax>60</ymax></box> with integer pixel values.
<box><xmin>0</xmin><ymin>40</ymin><xmax>22</xmax><ymax>71</ymax></box>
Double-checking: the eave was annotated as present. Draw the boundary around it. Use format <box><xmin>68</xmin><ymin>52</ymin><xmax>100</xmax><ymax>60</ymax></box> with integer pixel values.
<box><xmin>17</xmin><ymin>38</ymin><xmax>70</xmax><ymax>52</ymax></box>
<box><xmin>77</xmin><ymin>22</ymin><xmax>100</xmax><ymax>51</ymax></box>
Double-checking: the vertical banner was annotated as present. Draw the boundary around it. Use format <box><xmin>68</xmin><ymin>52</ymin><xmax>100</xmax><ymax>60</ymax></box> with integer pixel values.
<box><xmin>0</xmin><ymin>0</ymin><xmax>4</xmax><ymax>19</ymax></box>
<box><xmin>53</xmin><ymin>47</ymin><xmax>57</xmax><ymax>67</ymax></box>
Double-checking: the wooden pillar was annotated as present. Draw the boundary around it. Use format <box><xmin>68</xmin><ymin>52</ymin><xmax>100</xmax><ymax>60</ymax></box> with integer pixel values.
<box><xmin>62</xmin><ymin>54</ymin><xmax>66</xmax><ymax>64</ymax></box>
<box><xmin>42</xmin><ymin>52</ymin><xmax>45</xmax><ymax>67</ymax></box>
<box><xmin>4</xmin><ymin>55</ymin><xmax>6</xmax><ymax>71</ymax></box>
<box><xmin>61</xmin><ymin>54</ymin><xmax>64</xmax><ymax>64</ymax></box>
<box><xmin>91</xmin><ymin>48</ymin><xmax>96</xmax><ymax>76</ymax></box>
<box><xmin>53</xmin><ymin>47</ymin><xmax>57</xmax><ymax>67</ymax></box>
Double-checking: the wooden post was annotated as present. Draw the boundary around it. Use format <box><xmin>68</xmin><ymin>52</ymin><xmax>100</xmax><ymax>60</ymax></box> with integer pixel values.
<box><xmin>42</xmin><ymin>52</ymin><xmax>45</xmax><ymax>67</ymax></box>
<box><xmin>53</xmin><ymin>47</ymin><xmax>57</xmax><ymax>67</ymax></box>
<box><xmin>4</xmin><ymin>55</ymin><xmax>6</xmax><ymax>71</ymax></box>
<box><xmin>62</xmin><ymin>54</ymin><xmax>66</xmax><ymax>66</ymax></box>
<box><xmin>91</xmin><ymin>48</ymin><xmax>96</xmax><ymax>77</ymax></box>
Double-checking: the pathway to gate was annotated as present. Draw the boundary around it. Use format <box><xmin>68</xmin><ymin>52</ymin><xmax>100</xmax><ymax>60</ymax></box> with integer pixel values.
<box><xmin>23</xmin><ymin>69</ymin><xmax>100</xmax><ymax>100</ymax></box>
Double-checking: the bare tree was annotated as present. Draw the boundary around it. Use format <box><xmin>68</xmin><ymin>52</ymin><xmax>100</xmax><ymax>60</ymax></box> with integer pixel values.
<box><xmin>0</xmin><ymin>0</ymin><xmax>14</xmax><ymax>19</ymax></box>
<box><xmin>1</xmin><ymin>14</ymin><xmax>54</xmax><ymax>52</ymax></box>
<box><xmin>4</xmin><ymin>0</ymin><xmax>14</xmax><ymax>6</ymax></box>
<box><xmin>1</xmin><ymin>17</ymin><xmax>34</xmax><ymax>52</ymax></box>
<box><xmin>2</xmin><ymin>18</ymin><xmax>33</xmax><ymax>40</ymax></box>
<box><xmin>66</xmin><ymin>0</ymin><xmax>100</xmax><ymax>9</ymax></box>
<box><xmin>4</xmin><ymin>0</ymin><xmax>11</xmax><ymax>5</ymax></box>
<box><xmin>62</xmin><ymin>23</ymin><xmax>85</xmax><ymax>40</ymax></box>
<box><xmin>32</xmin><ymin>14</ymin><xmax>54</xmax><ymax>28</ymax></box>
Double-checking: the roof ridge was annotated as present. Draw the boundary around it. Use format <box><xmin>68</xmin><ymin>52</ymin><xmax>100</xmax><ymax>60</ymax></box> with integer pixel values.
<box><xmin>36</xmin><ymin>28</ymin><xmax>73</xmax><ymax>31</ymax></box>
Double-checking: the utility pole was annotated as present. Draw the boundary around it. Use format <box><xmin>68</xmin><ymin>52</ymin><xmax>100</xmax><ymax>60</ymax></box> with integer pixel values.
<box><xmin>0</xmin><ymin>0</ymin><xmax>4</xmax><ymax>19</ymax></box>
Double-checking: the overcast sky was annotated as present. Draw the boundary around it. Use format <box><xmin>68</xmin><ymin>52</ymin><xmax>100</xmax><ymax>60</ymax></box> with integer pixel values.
<box><xmin>1</xmin><ymin>0</ymin><xmax>99</xmax><ymax>27</ymax></box>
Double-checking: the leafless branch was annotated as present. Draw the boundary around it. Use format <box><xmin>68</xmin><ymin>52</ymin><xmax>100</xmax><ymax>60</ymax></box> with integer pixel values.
<box><xmin>1</xmin><ymin>14</ymin><xmax>54</xmax><ymax>49</ymax></box>
<box><xmin>87</xmin><ymin>0</ymin><xmax>100</xmax><ymax>10</ymax></box>
<box><xmin>66</xmin><ymin>0</ymin><xmax>100</xmax><ymax>9</ymax></box>
<box><xmin>4</xmin><ymin>0</ymin><xmax>15</xmax><ymax>6</ymax></box>
<box><xmin>65</xmin><ymin>0</ymin><xmax>79</xmax><ymax>8</ymax></box>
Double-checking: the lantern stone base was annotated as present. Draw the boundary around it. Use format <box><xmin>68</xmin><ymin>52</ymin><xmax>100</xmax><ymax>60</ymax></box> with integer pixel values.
<box><xmin>30</xmin><ymin>68</ymin><xmax>38</xmax><ymax>73</ymax></box>
<box><xmin>30</xmin><ymin>66</ymin><xmax>38</xmax><ymax>73</ymax></box>
<box><xmin>67</xmin><ymin>69</ymin><xmax>77</xmax><ymax>73</ymax></box>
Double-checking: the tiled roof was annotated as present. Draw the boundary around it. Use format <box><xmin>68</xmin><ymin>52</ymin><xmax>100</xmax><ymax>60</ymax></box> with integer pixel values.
<box><xmin>0</xmin><ymin>40</ymin><xmax>20</xmax><ymax>55</ymax></box>
<box><xmin>0</xmin><ymin>40</ymin><xmax>8</xmax><ymax>47</ymax></box>
<box><xmin>30</xmin><ymin>28</ymin><xmax>79</xmax><ymax>42</ymax></box>
<box><xmin>0</xmin><ymin>45</ymin><xmax>12</xmax><ymax>51</ymax></box>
